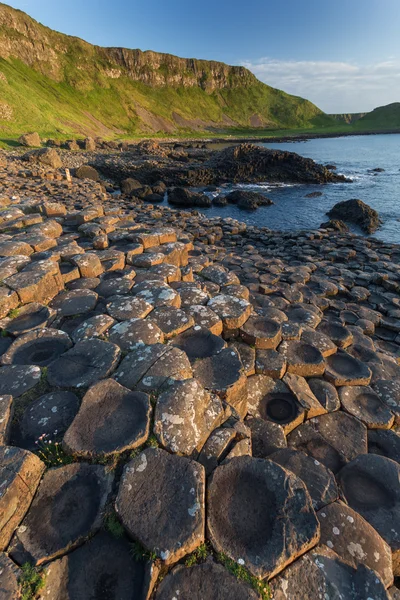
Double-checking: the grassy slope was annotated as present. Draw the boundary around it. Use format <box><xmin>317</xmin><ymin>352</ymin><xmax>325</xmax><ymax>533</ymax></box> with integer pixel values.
<box><xmin>353</xmin><ymin>103</ymin><xmax>400</xmax><ymax>130</ymax></box>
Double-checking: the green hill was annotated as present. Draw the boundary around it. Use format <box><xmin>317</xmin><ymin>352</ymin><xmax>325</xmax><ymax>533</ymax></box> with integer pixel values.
<box><xmin>353</xmin><ymin>103</ymin><xmax>400</xmax><ymax>131</ymax></box>
<box><xmin>0</xmin><ymin>2</ymin><xmax>334</xmax><ymax>138</ymax></box>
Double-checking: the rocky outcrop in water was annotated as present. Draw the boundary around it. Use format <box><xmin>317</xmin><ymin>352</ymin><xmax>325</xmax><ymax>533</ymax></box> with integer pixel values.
<box><xmin>327</xmin><ymin>199</ymin><xmax>381</xmax><ymax>233</ymax></box>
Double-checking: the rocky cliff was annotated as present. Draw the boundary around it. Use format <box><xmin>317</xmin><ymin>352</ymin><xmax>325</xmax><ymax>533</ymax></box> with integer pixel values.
<box><xmin>0</xmin><ymin>2</ymin><xmax>333</xmax><ymax>136</ymax></box>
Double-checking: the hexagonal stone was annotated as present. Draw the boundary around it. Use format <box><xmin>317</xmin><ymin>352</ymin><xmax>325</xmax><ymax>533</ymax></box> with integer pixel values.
<box><xmin>9</xmin><ymin>463</ymin><xmax>113</xmax><ymax>565</ymax></box>
<box><xmin>229</xmin><ymin>341</ymin><xmax>255</xmax><ymax>376</ymax></box>
<box><xmin>338</xmin><ymin>454</ymin><xmax>400</xmax><ymax>572</ymax></box>
<box><xmin>285</xmin><ymin>305</ymin><xmax>322</xmax><ymax>328</ymax></box>
<box><xmin>325</xmin><ymin>351</ymin><xmax>372</xmax><ymax>386</ymax></box>
<box><xmin>47</xmin><ymin>339</ymin><xmax>120</xmax><ymax>388</ymax></box>
<box><xmin>154</xmin><ymin>561</ymin><xmax>259</xmax><ymax>600</ymax></box>
<box><xmin>317</xmin><ymin>501</ymin><xmax>393</xmax><ymax>588</ymax></box>
<box><xmin>197</xmin><ymin>428</ymin><xmax>237</xmax><ymax>475</ymax></box>
<box><xmin>283</xmin><ymin>373</ymin><xmax>327</xmax><ymax>418</ymax></box>
<box><xmin>373</xmin><ymin>379</ymin><xmax>400</xmax><ymax>425</ymax></box>
<box><xmin>339</xmin><ymin>385</ymin><xmax>394</xmax><ymax>429</ymax></box>
<box><xmin>150</xmin><ymin>306</ymin><xmax>194</xmax><ymax>339</ymax></box>
<box><xmin>308</xmin><ymin>378</ymin><xmax>341</xmax><ymax>412</ymax></box>
<box><xmin>245</xmin><ymin>416</ymin><xmax>287</xmax><ymax>458</ymax></box>
<box><xmin>279</xmin><ymin>340</ymin><xmax>326</xmax><ymax>376</ymax></box>
<box><xmin>201</xmin><ymin>265</ymin><xmax>240</xmax><ymax>287</ymax></box>
<box><xmin>0</xmin><ymin>447</ymin><xmax>45</xmax><ymax>551</ymax></box>
<box><xmin>40</xmin><ymin>532</ymin><xmax>149</xmax><ymax>600</ymax></box>
<box><xmin>95</xmin><ymin>276</ymin><xmax>133</xmax><ymax>298</ymax></box>
<box><xmin>255</xmin><ymin>348</ymin><xmax>286</xmax><ymax>378</ymax></box>
<box><xmin>207</xmin><ymin>456</ymin><xmax>319</xmax><ymax>579</ymax></box>
<box><xmin>192</xmin><ymin>347</ymin><xmax>247</xmax><ymax>415</ymax></box>
<box><xmin>71</xmin><ymin>253</ymin><xmax>103</xmax><ymax>278</ymax></box>
<box><xmin>248</xmin><ymin>376</ymin><xmax>305</xmax><ymax>434</ymax></box>
<box><xmin>301</xmin><ymin>328</ymin><xmax>337</xmax><ymax>357</ymax></box>
<box><xmin>132</xmin><ymin>281</ymin><xmax>181</xmax><ymax>308</ymax></box>
<box><xmin>186</xmin><ymin>304</ymin><xmax>223</xmax><ymax>335</ymax></box>
<box><xmin>63</xmin><ymin>379</ymin><xmax>151</xmax><ymax>457</ymax></box>
<box><xmin>108</xmin><ymin>318</ymin><xmax>164</xmax><ymax>351</ymax></box>
<box><xmin>6</xmin><ymin>303</ymin><xmax>51</xmax><ymax>336</ymax></box>
<box><xmin>0</xmin><ymin>364</ymin><xmax>41</xmax><ymax>397</ymax></box>
<box><xmin>18</xmin><ymin>391</ymin><xmax>80</xmax><ymax>450</ymax></box>
<box><xmin>368</xmin><ymin>429</ymin><xmax>400</xmax><ymax>464</ymax></box>
<box><xmin>51</xmin><ymin>289</ymin><xmax>98</xmax><ymax>316</ymax></box>
<box><xmin>70</xmin><ymin>313</ymin><xmax>115</xmax><ymax>343</ymax></box>
<box><xmin>207</xmin><ymin>295</ymin><xmax>252</xmax><ymax>329</ymax></box>
<box><xmin>239</xmin><ymin>316</ymin><xmax>281</xmax><ymax>349</ymax></box>
<box><xmin>115</xmin><ymin>343</ymin><xmax>192</xmax><ymax>392</ymax></box>
<box><xmin>1</xmin><ymin>328</ymin><xmax>72</xmax><ymax>366</ymax></box>
<box><xmin>154</xmin><ymin>379</ymin><xmax>223</xmax><ymax>456</ymax></box>
<box><xmin>116</xmin><ymin>448</ymin><xmax>205</xmax><ymax>564</ymax></box>
<box><xmin>317</xmin><ymin>320</ymin><xmax>354</xmax><ymax>348</ymax></box>
<box><xmin>270</xmin><ymin>545</ymin><xmax>390</xmax><ymax>600</ymax></box>
<box><xmin>270</xmin><ymin>448</ymin><xmax>338</xmax><ymax>510</ymax></box>
<box><xmin>171</xmin><ymin>327</ymin><xmax>225</xmax><ymax>361</ymax></box>
<box><xmin>177</xmin><ymin>283</ymin><xmax>210</xmax><ymax>307</ymax></box>
<box><xmin>288</xmin><ymin>412</ymin><xmax>368</xmax><ymax>473</ymax></box>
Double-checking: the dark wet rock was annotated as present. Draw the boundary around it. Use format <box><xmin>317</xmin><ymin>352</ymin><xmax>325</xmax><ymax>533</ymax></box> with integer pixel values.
<box><xmin>40</xmin><ymin>532</ymin><xmax>149</xmax><ymax>600</ymax></box>
<box><xmin>63</xmin><ymin>379</ymin><xmax>151</xmax><ymax>457</ymax></box>
<box><xmin>306</xmin><ymin>191</ymin><xmax>323</xmax><ymax>198</ymax></box>
<box><xmin>270</xmin><ymin>544</ymin><xmax>390</xmax><ymax>600</ymax></box>
<box><xmin>1</xmin><ymin>328</ymin><xmax>72</xmax><ymax>366</ymax></box>
<box><xmin>207</xmin><ymin>455</ymin><xmax>319</xmax><ymax>579</ymax></box>
<box><xmin>0</xmin><ymin>394</ymin><xmax>13</xmax><ymax>444</ymax></box>
<box><xmin>154</xmin><ymin>378</ymin><xmax>223</xmax><ymax>456</ymax></box>
<box><xmin>154</xmin><ymin>560</ymin><xmax>259</xmax><ymax>600</ymax></box>
<box><xmin>245</xmin><ymin>416</ymin><xmax>287</xmax><ymax>458</ymax></box>
<box><xmin>325</xmin><ymin>350</ymin><xmax>372</xmax><ymax>386</ymax></box>
<box><xmin>320</xmin><ymin>219</ymin><xmax>349</xmax><ymax>232</ymax></box>
<box><xmin>0</xmin><ymin>446</ymin><xmax>45</xmax><ymax>551</ymax></box>
<box><xmin>279</xmin><ymin>340</ymin><xmax>326</xmax><ymax>376</ymax></box>
<box><xmin>19</xmin><ymin>391</ymin><xmax>80</xmax><ymax>450</ymax></box>
<box><xmin>6</xmin><ymin>303</ymin><xmax>51</xmax><ymax>336</ymax></box>
<box><xmin>338</xmin><ymin>454</ymin><xmax>400</xmax><ymax>573</ymax></box>
<box><xmin>225</xmin><ymin>190</ymin><xmax>273</xmax><ymax>210</ymax></box>
<box><xmin>51</xmin><ymin>289</ymin><xmax>98</xmax><ymax>317</ymax></box>
<box><xmin>47</xmin><ymin>339</ymin><xmax>120</xmax><ymax>388</ymax></box>
<box><xmin>108</xmin><ymin>317</ymin><xmax>164</xmax><ymax>350</ymax></box>
<box><xmin>327</xmin><ymin>199</ymin><xmax>381</xmax><ymax>234</ymax></box>
<box><xmin>75</xmin><ymin>165</ymin><xmax>99</xmax><ymax>181</ymax></box>
<box><xmin>114</xmin><ymin>343</ymin><xmax>192</xmax><ymax>392</ymax></box>
<box><xmin>368</xmin><ymin>429</ymin><xmax>400</xmax><ymax>464</ymax></box>
<box><xmin>168</xmin><ymin>187</ymin><xmax>211</xmax><ymax>208</ymax></box>
<box><xmin>339</xmin><ymin>385</ymin><xmax>394</xmax><ymax>429</ymax></box>
<box><xmin>308</xmin><ymin>378</ymin><xmax>341</xmax><ymax>412</ymax></box>
<box><xmin>240</xmin><ymin>315</ymin><xmax>281</xmax><ymax>348</ymax></box>
<box><xmin>270</xmin><ymin>448</ymin><xmax>338</xmax><ymax>510</ymax></box>
<box><xmin>317</xmin><ymin>501</ymin><xmax>393</xmax><ymax>588</ymax></box>
<box><xmin>116</xmin><ymin>448</ymin><xmax>205</xmax><ymax>564</ymax></box>
<box><xmin>171</xmin><ymin>327</ymin><xmax>225</xmax><ymax>360</ymax></box>
<box><xmin>0</xmin><ymin>364</ymin><xmax>41</xmax><ymax>397</ymax></box>
<box><xmin>9</xmin><ymin>463</ymin><xmax>113</xmax><ymax>566</ymax></box>
<box><xmin>288</xmin><ymin>412</ymin><xmax>368</xmax><ymax>473</ymax></box>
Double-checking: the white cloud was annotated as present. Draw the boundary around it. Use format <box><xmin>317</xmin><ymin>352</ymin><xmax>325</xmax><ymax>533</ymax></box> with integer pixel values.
<box><xmin>240</xmin><ymin>57</ymin><xmax>400</xmax><ymax>113</ymax></box>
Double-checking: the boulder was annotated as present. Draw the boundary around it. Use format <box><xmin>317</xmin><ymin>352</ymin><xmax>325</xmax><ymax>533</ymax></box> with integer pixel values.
<box><xmin>121</xmin><ymin>177</ymin><xmax>143</xmax><ymax>195</ymax></box>
<box><xmin>75</xmin><ymin>164</ymin><xmax>99</xmax><ymax>181</ymax></box>
<box><xmin>168</xmin><ymin>187</ymin><xmax>212</xmax><ymax>207</ymax></box>
<box><xmin>18</xmin><ymin>132</ymin><xmax>41</xmax><ymax>147</ymax></box>
<box><xmin>320</xmin><ymin>219</ymin><xmax>349</xmax><ymax>232</ymax></box>
<box><xmin>327</xmin><ymin>199</ymin><xmax>381</xmax><ymax>233</ymax></box>
<box><xmin>225</xmin><ymin>190</ymin><xmax>273</xmax><ymax>210</ymax></box>
<box><xmin>23</xmin><ymin>147</ymin><xmax>62</xmax><ymax>168</ymax></box>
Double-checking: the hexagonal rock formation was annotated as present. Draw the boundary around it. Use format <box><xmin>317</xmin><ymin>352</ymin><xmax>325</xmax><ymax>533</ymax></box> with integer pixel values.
<box><xmin>308</xmin><ymin>377</ymin><xmax>341</xmax><ymax>412</ymax></box>
<box><xmin>108</xmin><ymin>317</ymin><xmax>164</xmax><ymax>350</ymax></box>
<box><xmin>207</xmin><ymin>294</ymin><xmax>252</xmax><ymax>329</ymax></box>
<box><xmin>154</xmin><ymin>378</ymin><xmax>224</xmax><ymax>456</ymax></box>
<box><xmin>337</xmin><ymin>454</ymin><xmax>400</xmax><ymax>573</ymax></box>
<box><xmin>207</xmin><ymin>456</ymin><xmax>319</xmax><ymax>579</ymax></box>
<box><xmin>18</xmin><ymin>391</ymin><xmax>80</xmax><ymax>450</ymax></box>
<box><xmin>368</xmin><ymin>429</ymin><xmax>400</xmax><ymax>464</ymax></box>
<box><xmin>51</xmin><ymin>289</ymin><xmax>98</xmax><ymax>316</ymax></box>
<box><xmin>154</xmin><ymin>561</ymin><xmax>259</xmax><ymax>600</ymax></box>
<box><xmin>283</xmin><ymin>372</ymin><xmax>327</xmax><ymax>418</ymax></box>
<box><xmin>288</xmin><ymin>412</ymin><xmax>368</xmax><ymax>473</ymax></box>
<box><xmin>245</xmin><ymin>416</ymin><xmax>287</xmax><ymax>458</ymax></box>
<box><xmin>270</xmin><ymin>448</ymin><xmax>338</xmax><ymax>510</ymax></box>
<box><xmin>239</xmin><ymin>315</ymin><xmax>282</xmax><ymax>349</ymax></box>
<box><xmin>116</xmin><ymin>448</ymin><xmax>205</xmax><ymax>565</ymax></box>
<box><xmin>106</xmin><ymin>295</ymin><xmax>153</xmax><ymax>321</ymax></box>
<box><xmin>40</xmin><ymin>532</ymin><xmax>149</xmax><ymax>600</ymax></box>
<box><xmin>63</xmin><ymin>379</ymin><xmax>151</xmax><ymax>457</ymax></box>
<box><xmin>0</xmin><ymin>553</ymin><xmax>20</xmax><ymax>599</ymax></box>
<box><xmin>325</xmin><ymin>350</ymin><xmax>372</xmax><ymax>386</ymax></box>
<box><xmin>279</xmin><ymin>340</ymin><xmax>326</xmax><ymax>376</ymax></box>
<box><xmin>339</xmin><ymin>385</ymin><xmax>394</xmax><ymax>429</ymax></box>
<box><xmin>6</xmin><ymin>302</ymin><xmax>51</xmax><ymax>335</ymax></box>
<box><xmin>114</xmin><ymin>343</ymin><xmax>192</xmax><ymax>392</ymax></box>
<box><xmin>317</xmin><ymin>501</ymin><xmax>393</xmax><ymax>588</ymax></box>
<box><xmin>0</xmin><ymin>446</ymin><xmax>45</xmax><ymax>551</ymax></box>
<box><xmin>269</xmin><ymin>545</ymin><xmax>390</xmax><ymax>600</ymax></box>
<box><xmin>1</xmin><ymin>328</ymin><xmax>72</xmax><ymax>366</ymax></box>
<box><xmin>8</xmin><ymin>463</ymin><xmax>113</xmax><ymax>565</ymax></box>
<box><xmin>47</xmin><ymin>339</ymin><xmax>121</xmax><ymax>388</ymax></box>
<box><xmin>0</xmin><ymin>364</ymin><xmax>42</xmax><ymax>397</ymax></box>
<box><xmin>170</xmin><ymin>327</ymin><xmax>225</xmax><ymax>360</ymax></box>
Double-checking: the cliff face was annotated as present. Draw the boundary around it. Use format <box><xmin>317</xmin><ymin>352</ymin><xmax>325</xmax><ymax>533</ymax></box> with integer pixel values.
<box><xmin>0</xmin><ymin>2</ymin><xmax>333</xmax><ymax>136</ymax></box>
<box><xmin>329</xmin><ymin>113</ymin><xmax>367</xmax><ymax>125</ymax></box>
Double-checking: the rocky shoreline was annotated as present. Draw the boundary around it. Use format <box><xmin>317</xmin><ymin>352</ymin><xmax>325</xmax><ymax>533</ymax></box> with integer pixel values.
<box><xmin>0</xmin><ymin>145</ymin><xmax>399</xmax><ymax>599</ymax></box>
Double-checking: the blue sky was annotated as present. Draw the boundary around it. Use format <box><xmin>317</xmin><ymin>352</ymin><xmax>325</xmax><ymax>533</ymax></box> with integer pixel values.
<box><xmin>7</xmin><ymin>0</ymin><xmax>400</xmax><ymax>112</ymax></box>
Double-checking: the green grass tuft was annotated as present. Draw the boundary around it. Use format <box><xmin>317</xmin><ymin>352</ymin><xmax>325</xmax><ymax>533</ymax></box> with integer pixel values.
<box><xmin>104</xmin><ymin>512</ymin><xmax>125</xmax><ymax>539</ymax></box>
<box><xmin>19</xmin><ymin>563</ymin><xmax>45</xmax><ymax>600</ymax></box>
<box><xmin>130</xmin><ymin>541</ymin><xmax>157</xmax><ymax>562</ymax></box>
<box><xmin>217</xmin><ymin>553</ymin><xmax>270</xmax><ymax>600</ymax></box>
<box><xmin>184</xmin><ymin>542</ymin><xmax>209</xmax><ymax>567</ymax></box>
